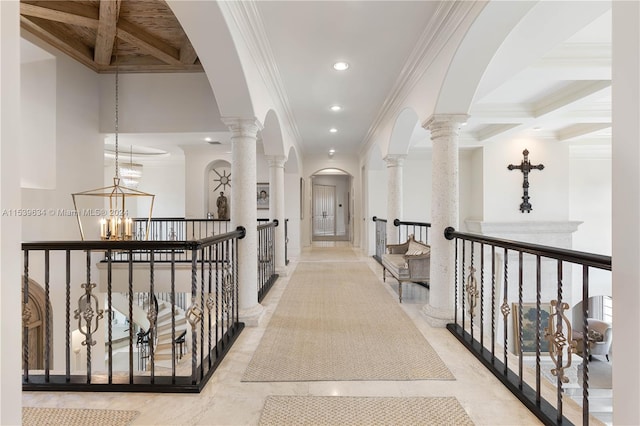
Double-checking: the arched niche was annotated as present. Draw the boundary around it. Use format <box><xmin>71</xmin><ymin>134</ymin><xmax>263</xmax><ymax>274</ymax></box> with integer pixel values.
<box><xmin>22</xmin><ymin>278</ymin><xmax>53</xmax><ymax>370</ymax></box>
<box><xmin>205</xmin><ymin>159</ymin><xmax>232</xmax><ymax>219</ymax></box>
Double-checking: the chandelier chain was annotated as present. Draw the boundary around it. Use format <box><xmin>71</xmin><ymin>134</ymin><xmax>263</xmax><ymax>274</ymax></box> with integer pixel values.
<box><xmin>114</xmin><ymin>30</ymin><xmax>119</xmax><ymax>179</ymax></box>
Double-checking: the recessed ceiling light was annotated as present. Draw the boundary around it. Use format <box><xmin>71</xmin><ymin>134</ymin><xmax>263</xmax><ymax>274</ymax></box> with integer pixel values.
<box><xmin>205</xmin><ymin>137</ymin><xmax>212</xmax><ymax>142</ymax></box>
<box><xmin>333</xmin><ymin>62</ymin><xmax>349</xmax><ymax>71</ymax></box>
<box><xmin>329</xmin><ymin>149</ymin><xmax>336</xmax><ymax>154</ymax></box>
<box><xmin>330</xmin><ymin>105</ymin><xmax>342</xmax><ymax>112</ymax></box>
<box><xmin>329</xmin><ymin>128</ymin><xmax>338</xmax><ymax>133</ymax></box>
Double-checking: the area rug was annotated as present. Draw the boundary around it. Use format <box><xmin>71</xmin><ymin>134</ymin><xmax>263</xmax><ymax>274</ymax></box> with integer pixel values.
<box><xmin>242</xmin><ymin>260</ymin><xmax>454</xmax><ymax>381</ymax></box>
<box><xmin>258</xmin><ymin>395</ymin><xmax>474</xmax><ymax>425</ymax></box>
<box><xmin>23</xmin><ymin>407</ymin><xmax>140</xmax><ymax>425</ymax></box>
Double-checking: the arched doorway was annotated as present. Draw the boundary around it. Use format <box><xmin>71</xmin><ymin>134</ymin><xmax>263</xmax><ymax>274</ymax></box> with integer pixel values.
<box><xmin>311</xmin><ymin>169</ymin><xmax>352</xmax><ymax>242</ymax></box>
<box><xmin>22</xmin><ymin>278</ymin><xmax>52</xmax><ymax>370</ymax></box>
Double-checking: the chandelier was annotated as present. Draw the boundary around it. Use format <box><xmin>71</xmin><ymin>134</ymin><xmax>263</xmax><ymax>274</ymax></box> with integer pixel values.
<box><xmin>71</xmin><ymin>32</ymin><xmax>154</xmax><ymax>241</ymax></box>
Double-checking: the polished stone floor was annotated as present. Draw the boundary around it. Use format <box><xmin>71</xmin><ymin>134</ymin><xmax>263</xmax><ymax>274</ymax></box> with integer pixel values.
<box><xmin>23</xmin><ymin>243</ymin><xmax>543</xmax><ymax>425</ymax></box>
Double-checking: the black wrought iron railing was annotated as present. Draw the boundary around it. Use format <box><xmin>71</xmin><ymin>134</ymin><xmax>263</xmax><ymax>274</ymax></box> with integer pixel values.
<box><xmin>257</xmin><ymin>220</ymin><xmax>279</xmax><ymax>302</ymax></box>
<box><xmin>393</xmin><ymin>219</ymin><xmax>430</xmax><ymax>245</ymax></box>
<box><xmin>372</xmin><ymin>217</ymin><xmax>387</xmax><ymax>263</ymax></box>
<box><xmin>21</xmin><ymin>227</ymin><xmax>246</xmax><ymax>393</ymax></box>
<box><xmin>132</xmin><ymin>217</ymin><xmax>231</xmax><ymax>242</ymax></box>
<box><xmin>372</xmin><ymin>217</ymin><xmax>431</xmax><ymax>264</ymax></box>
<box><xmin>444</xmin><ymin>227</ymin><xmax>612</xmax><ymax>426</ymax></box>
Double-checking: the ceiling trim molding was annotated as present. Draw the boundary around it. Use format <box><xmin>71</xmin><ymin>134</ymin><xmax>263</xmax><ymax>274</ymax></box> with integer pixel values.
<box><xmin>218</xmin><ymin>1</ymin><xmax>303</xmax><ymax>154</ymax></box>
<box><xmin>358</xmin><ymin>1</ymin><xmax>483</xmax><ymax>157</ymax></box>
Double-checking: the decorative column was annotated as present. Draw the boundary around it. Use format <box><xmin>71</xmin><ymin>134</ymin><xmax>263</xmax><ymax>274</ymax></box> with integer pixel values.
<box><xmin>267</xmin><ymin>155</ymin><xmax>287</xmax><ymax>276</ymax></box>
<box><xmin>384</xmin><ymin>154</ymin><xmax>406</xmax><ymax>245</ymax></box>
<box><xmin>422</xmin><ymin>114</ymin><xmax>467</xmax><ymax>327</ymax></box>
<box><xmin>223</xmin><ymin>117</ymin><xmax>264</xmax><ymax>326</ymax></box>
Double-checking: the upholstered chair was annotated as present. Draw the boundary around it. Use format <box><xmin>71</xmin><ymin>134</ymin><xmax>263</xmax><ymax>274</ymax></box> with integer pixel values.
<box><xmin>585</xmin><ymin>318</ymin><xmax>613</xmax><ymax>361</ymax></box>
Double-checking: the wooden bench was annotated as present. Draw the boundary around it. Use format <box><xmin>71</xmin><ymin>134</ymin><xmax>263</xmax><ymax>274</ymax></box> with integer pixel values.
<box><xmin>381</xmin><ymin>235</ymin><xmax>431</xmax><ymax>303</ymax></box>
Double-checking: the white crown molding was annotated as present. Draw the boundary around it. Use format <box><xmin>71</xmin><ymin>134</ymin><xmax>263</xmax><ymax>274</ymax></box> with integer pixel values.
<box><xmin>358</xmin><ymin>1</ymin><xmax>483</xmax><ymax>158</ymax></box>
<box><xmin>217</xmin><ymin>1</ymin><xmax>303</xmax><ymax>155</ymax></box>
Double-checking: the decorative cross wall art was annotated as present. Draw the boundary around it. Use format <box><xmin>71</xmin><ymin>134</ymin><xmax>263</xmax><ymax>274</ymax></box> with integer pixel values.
<box><xmin>507</xmin><ymin>149</ymin><xmax>544</xmax><ymax>213</ymax></box>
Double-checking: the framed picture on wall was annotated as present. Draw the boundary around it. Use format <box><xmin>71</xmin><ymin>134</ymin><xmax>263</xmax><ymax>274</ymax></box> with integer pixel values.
<box><xmin>257</xmin><ymin>183</ymin><xmax>269</xmax><ymax>209</ymax></box>
<box><xmin>513</xmin><ymin>302</ymin><xmax>552</xmax><ymax>356</ymax></box>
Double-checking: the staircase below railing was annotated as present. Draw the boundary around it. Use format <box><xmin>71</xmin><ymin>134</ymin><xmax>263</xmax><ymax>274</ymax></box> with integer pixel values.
<box><xmin>21</xmin><ymin>227</ymin><xmax>246</xmax><ymax>393</ymax></box>
<box><xmin>444</xmin><ymin>227</ymin><xmax>611</xmax><ymax>425</ymax></box>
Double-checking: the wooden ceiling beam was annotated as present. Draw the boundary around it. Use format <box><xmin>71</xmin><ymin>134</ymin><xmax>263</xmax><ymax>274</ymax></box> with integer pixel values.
<box><xmin>20</xmin><ymin>1</ymin><xmax>99</xmax><ymax>29</ymax></box>
<box><xmin>94</xmin><ymin>0</ymin><xmax>120</xmax><ymax>65</ymax></box>
<box><xmin>179</xmin><ymin>37</ymin><xmax>198</xmax><ymax>65</ymax></box>
<box><xmin>117</xmin><ymin>18</ymin><xmax>181</xmax><ymax>66</ymax></box>
<box><xmin>20</xmin><ymin>16</ymin><xmax>97</xmax><ymax>72</ymax></box>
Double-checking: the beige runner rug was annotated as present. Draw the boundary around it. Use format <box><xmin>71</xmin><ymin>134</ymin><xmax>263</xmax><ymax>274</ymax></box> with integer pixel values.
<box><xmin>23</xmin><ymin>407</ymin><xmax>140</xmax><ymax>425</ymax></box>
<box><xmin>259</xmin><ymin>395</ymin><xmax>474</xmax><ymax>425</ymax></box>
<box><xmin>243</xmin><ymin>259</ymin><xmax>454</xmax><ymax>381</ymax></box>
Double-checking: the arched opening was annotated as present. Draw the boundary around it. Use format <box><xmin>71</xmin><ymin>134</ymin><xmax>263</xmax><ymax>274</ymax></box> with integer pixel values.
<box><xmin>310</xmin><ymin>168</ymin><xmax>353</xmax><ymax>242</ymax></box>
<box><xmin>22</xmin><ymin>278</ymin><xmax>53</xmax><ymax>370</ymax></box>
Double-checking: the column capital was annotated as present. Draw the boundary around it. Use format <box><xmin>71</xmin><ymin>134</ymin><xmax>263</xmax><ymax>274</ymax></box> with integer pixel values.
<box><xmin>221</xmin><ymin>117</ymin><xmax>264</xmax><ymax>137</ymax></box>
<box><xmin>383</xmin><ymin>154</ymin><xmax>406</xmax><ymax>167</ymax></box>
<box><xmin>422</xmin><ymin>114</ymin><xmax>469</xmax><ymax>139</ymax></box>
<box><xmin>266</xmin><ymin>155</ymin><xmax>287</xmax><ymax>168</ymax></box>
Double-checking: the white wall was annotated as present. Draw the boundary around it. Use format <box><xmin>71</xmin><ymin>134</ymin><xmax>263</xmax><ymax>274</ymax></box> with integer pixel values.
<box><xmin>569</xmin><ymin>145</ymin><xmax>611</xmax><ymax>256</ymax></box>
<box><xmin>21</xmin><ymin>57</ymin><xmax>56</xmax><ymax>189</ymax></box>
<box><xmin>141</xmin><ymin>160</ymin><xmax>186</xmax><ymax>217</ymax></box>
<box><xmin>403</xmin><ymin>150</ymin><xmax>431</xmax><ymax>223</ymax></box>
<box><xmin>20</xmin><ymin>46</ymin><xmax>104</xmax><ymax>373</ymax></box>
<box><xmin>99</xmin><ymin>73</ymin><xmax>225</xmax><ymax>133</ymax></box>
<box><xmin>465</xmin><ymin>147</ymin><xmax>484</xmax><ymax>226</ymax></box>
<box><xmin>569</xmin><ymin>144</ymin><xmax>612</xmax><ymax>301</ymax></box>
<box><xmin>284</xmin><ymin>172</ymin><xmax>301</xmax><ymax>258</ymax></box>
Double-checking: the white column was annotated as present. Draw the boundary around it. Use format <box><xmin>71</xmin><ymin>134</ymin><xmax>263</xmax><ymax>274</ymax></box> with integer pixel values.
<box><xmin>267</xmin><ymin>155</ymin><xmax>287</xmax><ymax>275</ymax></box>
<box><xmin>384</xmin><ymin>154</ymin><xmax>405</xmax><ymax>245</ymax></box>
<box><xmin>223</xmin><ymin>117</ymin><xmax>265</xmax><ymax>326</ymax></box>
<box><xmin>422</xmin><ymin>114</ymin><xmax>467</xmax><ymax>327</ymax></box>
<box><xmin>612</xmin><ymin>3</ymin><xmax>640</xmax><ymax>424</ymax></box>
<box><xmin>0</xmin><ymin>1</ymin><xmax>23</xmax><ymax>423</ymax></box>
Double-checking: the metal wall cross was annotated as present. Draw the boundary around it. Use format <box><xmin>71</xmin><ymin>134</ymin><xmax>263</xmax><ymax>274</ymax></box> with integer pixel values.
<box><xmin>507</xmin><ymin>149</ymin><xmax>544</xmax><ymax>213</ymax></box>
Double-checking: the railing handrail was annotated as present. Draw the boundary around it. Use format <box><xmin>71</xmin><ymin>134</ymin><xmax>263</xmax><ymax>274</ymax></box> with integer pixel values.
<box><xmin>132</xmin><ymin>217</ymin><xmax>230</xmax><ymax>222</ymax></box>
<box><xmin>444</xmin><ymin>226</ymin><xmax>611</xmax><ymax>270</ymax></box>
<box><xmin>257</xmin><ymin>219</ymin><xmax>278</xmax><ymax>231</ymax></box>
<box><xmin>393</xmin><ymin>218</ymin><xmax>431</xmax><ymax>228</ymax></box>
<box><xmin>372</xmin><ymin>216</ymin><xmax>387</xmax><ymax>223</ymax></box>
<box><xmin>22</xmin><ymin>227</ymin><xmax>246</xmax><ymax>252</ymax></box>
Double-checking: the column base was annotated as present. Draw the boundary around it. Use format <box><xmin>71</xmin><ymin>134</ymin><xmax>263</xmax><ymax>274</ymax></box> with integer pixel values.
<box><xmin>275</xmin><ymin>265</ymin><xmax>288</xmax><ymax>277</ymax></box>
<box><xmin>421</xmin><ymin>304</ymin><xmax>454</xmax><ymax>328</ymax></box>
<box><xmin>239</xmin><ymin>303</ymin><xmax>266</xmax><ymax>327</ymax></box>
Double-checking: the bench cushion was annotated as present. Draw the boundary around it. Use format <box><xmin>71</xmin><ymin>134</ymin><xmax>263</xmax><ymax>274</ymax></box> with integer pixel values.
<box><xmin>382</xmin><ymin>254</ymin><xmax>411</xmax><ymax>280</ymax></box>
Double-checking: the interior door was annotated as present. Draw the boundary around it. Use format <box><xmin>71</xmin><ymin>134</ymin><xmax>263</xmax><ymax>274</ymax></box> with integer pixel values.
<box><xmin>312</xmin><ymin>184</ymin><xmax>336</xmax><ymax>237</ymax></box>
